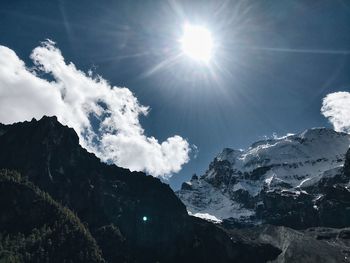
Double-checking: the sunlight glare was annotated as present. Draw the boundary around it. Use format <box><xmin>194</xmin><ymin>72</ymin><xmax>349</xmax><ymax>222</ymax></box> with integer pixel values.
<box><xmin>180</xmin><ymin>24</ymin><xmax>213</xmax><ymax>63</ymax></box>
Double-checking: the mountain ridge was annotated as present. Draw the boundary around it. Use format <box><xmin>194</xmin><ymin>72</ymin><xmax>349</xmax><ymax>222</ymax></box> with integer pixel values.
<box><xmin>177</xmin><ymin>127</ymin><xmax>350</xmax><ymax>229</ymax></box>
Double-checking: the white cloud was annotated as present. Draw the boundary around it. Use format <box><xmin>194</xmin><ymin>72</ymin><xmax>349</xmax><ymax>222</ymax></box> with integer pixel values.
<box><xmin>0</xmin><ymin>40</ymin><xmax>191</xmax><ymax>177</ymax></box>
<box><xmin>321</xmin><ymin>91</ymin><xmax>350</xmax><ymax>133</ymax></box>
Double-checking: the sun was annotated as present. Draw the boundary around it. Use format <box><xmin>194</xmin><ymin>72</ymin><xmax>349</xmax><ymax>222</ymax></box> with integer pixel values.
<box><xmin>180</xmin><ymin>24</ymin><xmax>213</xmax><ymax>63</ymax></box>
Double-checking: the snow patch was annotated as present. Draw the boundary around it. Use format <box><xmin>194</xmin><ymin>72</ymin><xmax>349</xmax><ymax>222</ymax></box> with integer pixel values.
<box><xmin>188</xmin><ymin>211</ymin><xmax>222</xmax><ymax>223</ymax></box>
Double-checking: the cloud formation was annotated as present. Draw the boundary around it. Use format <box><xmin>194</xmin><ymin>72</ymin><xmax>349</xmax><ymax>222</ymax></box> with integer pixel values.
<box><xmin>0</xmin><ymin>40</ymin><xmax>190</xmax><ymax>177</ymax></box>
<box><xmin>321</xmin><ymin>91</ymin><xmax>350</xmax><ymax>133</ymax></box>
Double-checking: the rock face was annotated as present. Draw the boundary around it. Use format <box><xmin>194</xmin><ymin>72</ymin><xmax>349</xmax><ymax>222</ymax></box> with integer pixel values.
<box><xmin>177</xmin><ymin>128</ymin><xmax>350</xmax><ymax>228</ymax></box>
<box><xmin>0</xmin><ymin>116</ymin><xmax>278</xmax><ymax>263</ymax></box>
<box><xmin>227</xmin><ymin>225</ymin><xmax>350</xmax><ymax>263</ymax></box>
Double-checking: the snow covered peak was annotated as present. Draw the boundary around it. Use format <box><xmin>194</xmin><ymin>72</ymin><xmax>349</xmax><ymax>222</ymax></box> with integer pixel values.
<box><xmin>213</xmin><ymin>128</ymin><xmax>350</xmax><ymax>173</ymax></box>
<box><xmin>177</xmin><ymin>128</ymin><xmax>350</xmax><ymax>224</ymax></box>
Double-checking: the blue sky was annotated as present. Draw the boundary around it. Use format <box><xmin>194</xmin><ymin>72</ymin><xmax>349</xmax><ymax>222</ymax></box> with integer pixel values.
<box><xmin>1</xmin><ymin>0</ymin><xmax>349</xmax><ymax>189</ymax></box>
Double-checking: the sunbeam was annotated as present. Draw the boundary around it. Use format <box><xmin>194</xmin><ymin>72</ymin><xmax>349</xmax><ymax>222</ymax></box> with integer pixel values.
<box><xmin>245</xmin><ymin>46</ymin><xmax>350</xmax><ymax>55</ymax></box>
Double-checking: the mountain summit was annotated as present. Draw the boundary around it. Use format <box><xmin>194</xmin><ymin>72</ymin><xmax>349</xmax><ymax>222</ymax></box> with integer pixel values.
<box><xmin>177</xmin><ymin>128</ymin><xmax>350</xmax><ymax>228</ymax></box>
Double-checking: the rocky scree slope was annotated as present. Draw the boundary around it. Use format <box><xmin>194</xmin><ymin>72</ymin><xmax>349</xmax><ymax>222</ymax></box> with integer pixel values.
<box><xmin>227</xmin><ymin>225</ymin><xmax>350</xmax><ymax>263</ymax></box>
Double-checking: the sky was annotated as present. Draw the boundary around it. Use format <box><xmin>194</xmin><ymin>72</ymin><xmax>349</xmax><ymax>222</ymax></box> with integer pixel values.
<box><xmin>0</xmin><ymin>0</ymin><xmax>350</xmax><ymax>189</ymax></box>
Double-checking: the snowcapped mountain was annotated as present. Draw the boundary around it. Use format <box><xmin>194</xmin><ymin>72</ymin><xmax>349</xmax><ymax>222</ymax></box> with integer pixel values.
<box><xmin>177</xmin><ymin>128</ymin><xmax>350</xmax><ymax>228</ymax></box>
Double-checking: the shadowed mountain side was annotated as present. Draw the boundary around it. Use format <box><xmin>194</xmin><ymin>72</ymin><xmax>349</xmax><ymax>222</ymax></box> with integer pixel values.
<box><xmin>0</xmin><ymin>116</ymin><xmax>279</xmax><ymax>262</ymax></box>
<box><xmin>0</xmin><ymin>169</ymin><xmax>104</xmax><ymax>263</ymax></box>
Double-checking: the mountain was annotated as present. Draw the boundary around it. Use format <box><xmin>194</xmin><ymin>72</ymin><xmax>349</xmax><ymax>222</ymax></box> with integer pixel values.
<box><xmin>0</xmin><ymin>116</ymin><xmax>280</xmax><ymax>263</ymax></box>
<box><xmin>177</xmin><ymin>128</ymin><xmax>350</xmax><ymax>228</ymax></box>
<box><xmin>3</xmin><ymin>117</ymin><xmax>350</xmax><ymax>262</ymax></box>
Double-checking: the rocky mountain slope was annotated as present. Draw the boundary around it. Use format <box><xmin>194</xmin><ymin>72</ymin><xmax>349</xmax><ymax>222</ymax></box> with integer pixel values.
<box><xmin>177</xmin><ymin>128</ymin><xmax>350</xmax><ymax>228</ymax></box>
<box><xmin>0</xmin><ymin>116</ymin><xmax>280</xmax><ymax>263</ymax></box>
<box><xmin>227</xmin><ymin>225</ymin><xmax>350</xmax><ymax>263</ymax></box>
